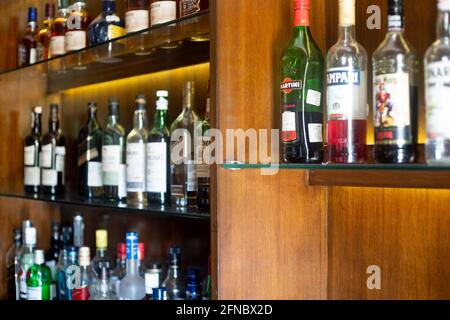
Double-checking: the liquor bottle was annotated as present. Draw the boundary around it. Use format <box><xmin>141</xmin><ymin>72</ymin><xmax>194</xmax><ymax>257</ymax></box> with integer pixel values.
<box><xmin>63</xmin><ymin>246</ymin><xmax>78</xmax><ymax>300</ymax></box>
<box><xmin>78</xmin><ymin>102</ymin><xmax>104</xmax><ymax>198</ymax></box>
<box><xmin>72</xmin><ymin>247</ymin><xmax>96</xmax><ymax>300</ymax></box>
<box><xmin>51</xmin><ymin>0</ymin><xmax>70</xmax><ymax>57</ymax></box>
<box><xmin>138</xmin><ymin>242</ymin><xmax>147</xmax><ymax>277</ymax></box>
<box><xmin>125</xmin><ymin>0</ymin><xmax>150</xmax><ymax>34</ymax></box>
<box><xmin>41</xmin><ymin>104</ymin><xmax>66</xmax><ymax>196</ymax></box>
<box><xmin>18</xmin><ymin>7</ymin><xmax>39</xmax><ymax>67</ymax></box>
<box><xmin>127</xmin><ymin>95</ymin><xmax>149</xmax><ymax>205</ymax></box>
<box><xmin>87</xmin><ymin>0</ymin><xmax>125</xmax><ymax>46</ymax></box>
<box><xmin>143</xmin><ymin>263</ymin><xmax>162</xmax><ymax>300</ymax></box>
<box><xmin>18</xmin><ymin>227</ymin><xmax>37</xmax><ymax>300</ymax></box>
<box><xmin>110</xmin><ymin>243</ymin><xmax>126</xmax><ymax>294</ymax></box>
<box><xmin>281</xmin><ymin>0</ymin><xmax>324</xmax><ymax>164</ymax></box>
<box><xmin>150</xmin><ymin>0</ymin><xmax>177</xmax><ymax>26</ymax></box>
<box><xmin>152</xmin><ymin>287</ymin><xmax>168</xmax><ymax>300</ymax></box>
<box><xmin>24</xmin><ymin>106</ymin><xmax>42</xmax><ymax>194</ymax></box>
<box><xmin>73</xmin><ymin>214</ymin><xmax>85</xmax><ymax>248</ymax></box>
<box><xmin>186</xmin><ymin>267</ymin><xmax>202</xmax><ymax>300</ymax></box>
<box><xmin>65</xmin><ymin>0</ymin><xmax>88</xmax><ymax>52</ymax></box>
<box><xmin>373</xmin><ymin>0</ymin><xmax>419</xmax><ymax>164</ymax></box>
<box><xmin>26</xmin><ymin>250</ymin><xmax>52</xmax><ymax>300</ymax></box>
<box><xmin>162</xmin><ymin>246</ymin><xmax>185</xmax><ymax>300</ymax></box>
<box><xmin>91</xmin><ymin>261</ymin><xmax>117</xmax><ymax>300</ymax></box>
<box><xmin>6</xmin><ymin>229</ymin><xmax>22</xmax><ymax>300</ymax></box>
<box><xmin>425</xmin><ymin>0</ymin><xmax>450</xmax><ymax>165</ymax></box>
<box><xmin>45</xmin><ymin>222</ymin><xmax>61</xmax><ymax>300</ymax></box>
<box><xmin>179</xmin><ymin>0</ymin><xmax>209</xmax><ymax>42</ymax></box>
<box><xmin>203</xmin><ymin>256</ymin><xmax>212</xmax><ymax>300</ymax></box>
<box><xmin>179</xmin><ymin>0</ymin><xmax>209</xmax><ymax>17</ymax></box>
<box><xmin>171</xmin><ymin>81</ymin><xmax>200</xmax><ymax>207</ymax></box>
<box><xmin>118</xmin><ymin>232</ymin><xmax>146</xmax><ymax>300</ymax></box>
<box><xmin>37</xmin><ymin>4</ymin><xmax>55</xmax><ymax>61</ymax></box>
<box><xmin>197</xmin><ymin>82</ymin><xmax>211</xmax><ymax>210</ymax></box>
<box><xmin>92</xmin><ymin>229</ymin><xmax>113</xmax><ymax>276</ymax></box>
<box><xmin>103</xmin><ymin>98</ymin><xmax>127</xmax><ymax>202</ymax></box>
<box><xmin>55</xmin><ymin>248</ymin><xmax>68</xmax><ymax>300</ymax></box>
<box><xmin>326</xmin><ymin>0</ymin><xmax>368</xmax><ymax>164</ymax></box>
<box><xmin>147</xmin><ymin>91</ymin><xmax>171</xmax><ymax>206</ymax></box>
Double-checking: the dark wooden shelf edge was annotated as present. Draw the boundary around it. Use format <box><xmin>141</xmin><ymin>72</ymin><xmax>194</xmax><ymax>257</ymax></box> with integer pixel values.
<box><xmin>308</xmin><ymin>169</ymin><xmax>450</xmax><ymax>189</ymax></box>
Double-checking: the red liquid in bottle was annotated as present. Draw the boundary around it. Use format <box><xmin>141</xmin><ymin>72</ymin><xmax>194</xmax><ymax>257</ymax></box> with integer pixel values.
<box><xmin>327</xmin><ymin>119</ymin><xmax>367</xmax><ymax>163</ymax></box>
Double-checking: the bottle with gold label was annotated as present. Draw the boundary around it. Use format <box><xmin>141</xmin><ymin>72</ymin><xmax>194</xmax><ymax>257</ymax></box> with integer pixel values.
<box><xmin>88</xmin><ymin>0</ymin><xmax>125</xmax><ymax>46</ymax></box>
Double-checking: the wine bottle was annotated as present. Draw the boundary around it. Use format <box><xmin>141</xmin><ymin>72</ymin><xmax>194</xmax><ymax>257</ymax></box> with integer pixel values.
<box><xmin>24</xmin><ymin>106</ymin><xmax>42</xmax><ymax>194</ymax></box>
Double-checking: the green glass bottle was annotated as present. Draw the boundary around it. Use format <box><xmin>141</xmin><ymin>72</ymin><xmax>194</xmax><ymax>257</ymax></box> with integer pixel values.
<box><xmin>280</xmin><ymin>0</ymin><xmax>324</xmax><ymax>163</ymax></box>
<box><xmin>26</xmin><ymin>249</ymin><xmax>52</xmax><ymax>300</ymax></box>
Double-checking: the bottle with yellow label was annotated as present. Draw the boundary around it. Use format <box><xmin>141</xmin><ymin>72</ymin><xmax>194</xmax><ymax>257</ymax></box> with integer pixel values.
<box><xmin>87</xmin><ymin>0</ymin><xmax>125</xmax><ymax>46</ymax></box>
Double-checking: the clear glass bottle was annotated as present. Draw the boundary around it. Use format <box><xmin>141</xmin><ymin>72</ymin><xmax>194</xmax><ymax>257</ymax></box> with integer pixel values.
<box><xmin>26</xmin><ymin>249</ymin><xmax>52</xmax><ymax>300</ymax></box>
<box><xmin>162</xmin><ymin>246</ymin><xmax>185</xmax><ymax>300</ymax></box>
<box><xmin>24</xmin><ymin>106</ymin><xmax>42</xmax><ymax>194</ymax></box>
<box><xmin>197</xmin><ymin>81</ymin><xmax>211</xmax><ymax>210</ymax></box>
<box><xmin>103</xmin><ymin>98</ymin><xmax>127</xmax><ymax>202</ymax></box>
<box><xmin>6</xmin><ymin>229</ymin><xmax>22</xmax><ymax>300</ymax></box>
<box><xmin>65</xmin><ymin>0</ymin><xmax>88</xmax><ymax>52</ymax></box>
<box><xmin>171</xmin><ymin>81</ymin><xmax>200</xmax><ymax>207</ymax></box>
<box><xmin>372</xmin><ymin>0</ymin><xmax>419</xmax><ymax>164</ymax></box>
<box><xmin>110</xmin><ymin>243</ymin><xmax>126</xmax><ymax>295</ymax></box>
<box><xmin>72</xmin><ymin>247</ymin><xmax>97</xmax><ymax>300</ymax></box>
<box><xmin>73</xmin><ymin>214</ymin><xmax>85</xmax><ymax>248</ymax></box>
<box><xmin>92</xmin><ymin>229</ymin><xmax>113</xmax><ymax>276</ymax></box>
<box><xmin>91</xmin><ymin>261</ymin><xmax>117</xmax><ymax>300</ymax></box>
<box><xmin>127</xmin><ymin>95</ymin><xmax>149</xmax><ymax>205</ymax></box>
<box><xmin>326</xmin><ymin>0</ymin><xmax>368</xmax><ymax>164</ymax></box>
<box><xmin>425</xmin><ymin>0</ymin><xmax>450</xmax><ymax>165</ymax></box>
<box><xmin>18</xmin><ymin>7</ymin><xmax>39</xmax><ymax>67</ymax></box>
<box><xmin>125</xmin><ymin>0</ymin><xmax>150</xmax><ymax>34</ymax></box>
<box><xmin>78</xmin><ymin>102</ymin><xmax>104</xmax><ymax>198</ymax></box>
<box><xmin>63</xmin><ymin>246</ymin><xmax>78</xmax><ymax>300</ymax></box>
<box><xmin>18</xmin><ymin>227</ymin><xmax>37</xmax><ymax>300</ymax></box>
<box><xmin>37</xmin><ymin>3</ymin><xmax>55</xmax><ymax>61</ymax></box>
<box><xmin>147</xmin><ymin>90</ymin><xmax>171</xmax><ymax>206</ymax></box>
<box><xmin>55</xmin><ymin>247</ymin><xmax>68</xmax><ymax>300</ymax></box>
<box><xmin>87</xmin><ymin>0</ymin><xmax>125</xmax><ymax>46</ymax></box>
<box><xmin>118</xmin><ymin>232</ymin><xmax>146</xmax><ymax>300</ymax></box>
<box><xmin>51</xmin><ymin>0</ymin><xmax>69</xmax><ymax>57</ymax></box>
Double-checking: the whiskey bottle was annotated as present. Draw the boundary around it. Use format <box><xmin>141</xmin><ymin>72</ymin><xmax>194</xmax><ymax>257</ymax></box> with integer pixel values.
<box><xmin>87</xmin><ymin>0</ymin><xmax>125</xmax><ymax>46</ymax></box>
<box><xmin>151</xmin><ymin>0</ymin><xmax>177</xmax><ymax>26</ymax></box>
<box><xmin>281</xmin><ymin>0</ymin><xmax>324</xmax><ymax>163</ymax></box>
<box><xmin>18</xmin><ymin>7</ymin><xmax>39</xmax><ymax>67</ymax></box>
<box><xmin>102</xmin><ymin>98</ymin><xmax>126</xmax><ymax>202</ymax></box>
<box><xmin>171</xmin><ymin>81</ymin><xmax>200</xmax><ymax>207</ymax></box>
<box><xmin>197</xmin><ymin>82</ymin><xmax>210</xmax><ymax>210</ymax></box>
<box><xmin>373</xmin><ymin>0</ymin><xmax>419</xmax><ymax>164</ymax></box>
<box><xmin>5</xmin><ymin>229</ymin><xmax>22</xmax><ymax>300</ymax></box>
<box><xmin>326</xmin><ymin>0</ymin><xmax>368</xmax><ymax>164</ymax></box>
<box><xmin>24</xmin><ymin>106</ymin><xmax>42</xmax><ymax>194</ymax></box>
<box><xmin>65</xmin><ymin>0</ymin><xmax>88</xmax><ymax>52</ymax></box>
<box><xmin>147</xmin><ymin>91</ymin><xmax>171</xmax><ymax>206</ymax></box>
<box><xmin>78</xmin><ymin>102</ymin><xmax>103</xmax><ymax>198</ymax></box>
<box><xmin>51</xmin><ymin>0</ymin><xmax>70</xmax><ymax>57</ymax></box>
<box><xmin>42</xmin><ymin>104</ymin><xmax>66</xmax><ymax>196</ymax></box>
<box><xmin>425</xmin><ymin>0</ymin><xmax>450</xmax><ymax>165</ymax></box>
<box><xmin>127</xmin><ymin>95</ymin><xmax>149</xmax><ymax>205</ymax></box>
<box><xmin>125</xmin><ymin>0</ymin><xmax>150</xmax><ymax>34</ymax></box>
<box><xmin>37</xmin><ymin>3</ymin><xmax>55</xmax><ymax>61</ymax></box>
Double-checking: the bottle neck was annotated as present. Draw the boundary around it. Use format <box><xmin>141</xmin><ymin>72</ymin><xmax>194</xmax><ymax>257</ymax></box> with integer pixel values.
<box><xmin>103</xmin><ymin>0</ymin><xmax>116</xmax><ymax>12</ymax></box>
<box><xmin>338</xmin><ymin>24</ymin><xmax>356</xmax><ymax>42</ymax></box>
<box><xmin>167</xmin><ymin>265</ymin><xmax>180</xmax><ymax>278</ymax></box>
<box><xmin>49</xmin><ymin>119</ymin><xmax>59</xmax><ymax>133</ymax></box>
<box><xmin>387</xmin><ymin>14</ymin><xmax>404</xmax><ymax>33</ymax></box>
<box><xmin>28</xmin><ymin>21</ymin><xmax>37</xmax><ymax>32</ymax></box>
<box><xmin>437</xmin><ymin>10</ymin><xmax>450</xmax><ymax>39</ymax></box>
<box><xmin>25</xmin><ymin>243</ymin><xmax>36</xmax><ymax>253</ymax></box>
<box><xmin>134</xmin><ymin>110</ymin><xmax>147</xmax><ymax>130</ymax></box>
<box><xmin>126</xmin><ymin>259</ymin><xmax>139</xmax><ymax>275</ymax></box>
<box><xmin>294</xmin><ymin>5</ymin><xmax>309</xmax><ymax>28</ymax></box>
<box><xmin>108</xmin><ymin>114</ymin><xmax>118</xmax><ymax>126</ymax></box>
<box><xmin>154</xmin><ymin>109</ymin><xmax>168</xmax><ymax>129</ymax></box>
<box><xmin>89</xmin><ymin>110</ymin><xmax>100</xmax><ymax>127</ymax></box>
<box><xmin>96</xmin><ymin>247</ymin><xmax>107</xmax><ymax>256</ymax></box>
<box><xmin>33</xmin><ymin>114</ymin><xmax>42</xmax><ymax>136</ymax></box>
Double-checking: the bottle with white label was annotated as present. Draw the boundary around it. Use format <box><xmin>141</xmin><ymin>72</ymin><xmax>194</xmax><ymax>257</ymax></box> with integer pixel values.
<box><xmin>326</xmin><ymin>0</ymin><xmax>368</xmax><ymax>164</ymax></box>
<box><xmin>78</xmin><ymin>102</ymin><xmax>104</xmax><ymax>198</ymax></box>
<box><xmin>50</xmin><ymin>0</ymin><xmax>69</xmax><ymax>58</ymax></box>
<box><xmin>18</xmin><ymin>7</ymin><xmax>38</xmax><ymax>67</ymax></box>
<box><xmin>373</xmin><ymin>0</ymin><xmax>419</xmax><ymax>164</ymax></box>
<box><xmin>24</xmin><ymin>106</ymin><xmax>42</xmax><ymax>194</ymax></box>
<box><xmin>103</xmin><ymin>98</ymin><xmax>127</xmax><ymax>202</ymax></box>
<box><xmin>151</xmin><ymin>0</ymin><xmax>177</xmax><ymax>26</ymax></box>
<box><xmin>425</xmin><ymin>0</ymin><xmax>450</xmax><ymax>165</ymax></box>
<box><xmin>125</xmin><ymin>0</ymin><xmax>149</xmax><ymax>34</ymax></box>
<box><xmin>65</xmin><ymin>0</ymin><xmax>88</xmax><ymax>52</ymax></box>
<box><xmin>42</xmin><ymin>104</ymin><xmax>66</xmax><ymax>196</ymax></box>
<box><xmin>147</xmin><ymin>91</ymin><xmax>171</xmax><ymax>205</ymax></box>
<box><xmin>127</xmin><ymin>95</ymin><xmax>149</xmax><ymax>205</ymax></box>
<box><xmin>18</xmin><ymin>227</ymin><xmax>37</xmax><ymax>300</ymax></box>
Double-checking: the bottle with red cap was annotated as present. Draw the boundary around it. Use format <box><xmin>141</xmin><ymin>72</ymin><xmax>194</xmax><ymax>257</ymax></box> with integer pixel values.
<box><xmin>280</xmin><ymin>0</ymin><xmax>325</xmax><ymax>164</ymax></box>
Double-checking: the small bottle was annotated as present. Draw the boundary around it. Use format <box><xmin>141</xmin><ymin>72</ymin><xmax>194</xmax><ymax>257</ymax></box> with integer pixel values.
<box><xmin>125</xmin><ymin>0</ymin><xmax>150</xmax><ymax>34</ymax></box>
<box><xmin>127</xmin><ymin>95</ymin><xmax>149</xmax><ymax>205</ymax></box>
<box><xmin>87</xmin><ymin>0</ymin><xmax>125</xmax><ymax>46</ymax></box>
<box><xmin>92</xmin><ymin>230</ymin><xmax>113</xmax><ymax>276</ymax></box>
<box><xmin>78</xmin><ymin>102</ymin><xmax>104</xmax><ymax>199</ymax></box>
<box><xmin>179</xmin><ymin>0</ymin><xmax>209</xmax><ymax>17</ymax></box>
<box><xmin>110</xmin><ymin>243</ymin><xmax>126</xmax><ymax>294</ymax></box>
<box><xmin>51</xmin><ymin>0</ymin><xmax>70</xmax><ymax>57</ymax></box>
<box><xmin>18</xmin><ymin>7</ymin><xmax>39</xmax><ymax>67</ymax></box>
<box><xmin>152</xmin><ymin>287</ymin><xmax>168</xmax><ymax>300</ymax></box>
<box><xmin>24</xmin><ymin>106</ymin><xmax>42</xmax><ymax>194</ymax></box>
<box><xmin>45</xmin><ymin>222</ymin><xmax>61</xmax><ymax>300</ymax></box>
<box><xmin>147</xmin><ymin>90</ymin><xmax>171</xmax><ymax>206</ymax></box>
<box><xmin>91</xmin><ymin>261</ymin><xmax>117</xmax><ymax>300</ymax></box>
<box><xmin>143</xmin><ymin>264</ymin><xmax>162</xmax><ymax>300</ymax></box>
<box><xmin>197</xmin><ymin>81</ymin><xmax>211</xmax><ymax>210</ymax></box>
<box><xmin>41</xmin><ymin>104</ymin><xmax>66</xmax><ymax>196</ymax></box>
<box><xmin>37</xmin><ymin>3</ymin><xmax>55</xmax><ymax>61</ymax></box>
<box><xmin>186</xmin><ymin>267</ymin><xmax>202</xmax><ymax>300</ymax></box>
<box><xmin>150</xmin><ymin>0</ymin><xmax>177</xmax><ymax>26</ymax></box>
<box><xmin>26</xmin><ymin>250</ymin><xmax>52</xmax><ymax>300</ymax></box>
<box><xmin>55</xmin><ymin>247</ymin><xmax>68</xmax><ymax>300</ymax></box>
<box><xmin>5</xmin><ymin>229</ymin><xmax>22</xmax><ymax>300</ymax></box>
<box><xmin>162</xmin><ymin>246</ymin><xmax>185</xmax><ymax>300</ymax></box>
<box><xmin>118</xmin><ymin>232</ymin><xmax>146</xmax><ymax>300</ymax></box>
<box><xmin>73</xmin><ymin>214</ymin><xmax>85</xmax><ymax>248</ymax></box>
<box><xmin>65</xmin><ymin>0</ymin><xmax>88</xmax><ymax>52</ymax></box>
<box><xmin>103</xmin><ymin>98</ymin><xmax>127</xmax><ymax>202</ymax></box>
<box><xmin>18</xmin><ymin>227</ymin><xmax>37</xmax><ymax>300</ymax></box>
<box><xmin>72</xmin><ymin>247</ymin><xmax>96</xmax><ymax>300</ymax></box>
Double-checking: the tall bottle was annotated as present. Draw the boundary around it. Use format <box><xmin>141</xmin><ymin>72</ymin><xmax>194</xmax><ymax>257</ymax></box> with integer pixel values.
<box><xmin>72</xmin><ymin>247</ymin><xmax>96</xmax><ymax>300</ymax></box>
<box><xmin>65</xmin><ymin>0</ymin><xmax>88</xmax><ymax>52</ymax></box>
<box><xmin>63</xmin><ymin>246</ymin><xmax>78</xmax><ymax>300</ymax></box>
<box><xmin>24</xmin><ymin>106</ymin><xmax>42</xmax><ymax>194</ymax></box>
<box><xmin>6</xmin><ymin>229</ymin><xmax>22</xmax><ymax>300</ymax></box>
<box><xmin>171</xmin><ymin>81</ymin><xmax>200</xmax><ymax>207</ymax></box>
<box><xmin>18</xmin><ymin>227</ymin><xmax>37</xmax><ymax>300</ymax></box>
<box><xmin>55</xmin><ymin>248</ymin><xmax>68</xmax><ymax>300</ymax></box>
<box><xmin>73</xmin><ymin>214</ymin><xmax>85</xmax><ymax>248</ymax></box>
<box><xmin>78</xmin><ymin>102</ymin><xmax>103</xmax><ymax>198</ymax></box>
<box><xmin>92</xmin><ymin>229</ymin><xmax>113</xmax><ymax>275</ymax></box>
<box><xmin>37</xmin><ymin>4</ymin><xmax>55</xmax><ymax>61</ymax></box>
<box><xmin>87</xmin><ymin>0</ymin><xmax>125</xmax><ymax>46</ymax></box>
<box><xmin>41</xmin><ymin>104</ymin><xmax>66</xmax><ymax>196</ymax></box>
<box><xmin>147</xmin><ymin>91</ymin><xmax>171</xmax><ymax>206</ymax></box>
<box><xmin>281</xmin><ymin>0</ymin><xmax>324</xmax><ymax>163</ymax></box>
<box><xmin>127</xmin><ymin>95</ymin><xmax>149</xmax><ymax>205</ymax></box>
<box><xmin>110</xmin><ymin>243</ymin><xmax>126</xmax><ymax>294</ymax></box>
<box><xmin>197</xmin><ymin>82</ymin><xmax>211</xmax><ymax>210</ymax></box>
<box><xmin>425</xmin><ymin>0</ymin><xmax>450</xmax><ymax>165</ymax></box>
<box><xmin>138</xmin><ymin>243</ymin><xmax>147</xmax><ymax>277</ymax></box>
<box><xmin>18</xmin><ymin>7</ymin><xmax>39</xmax><ymax>67</ymax></box>
<box><xmin>26</xmin><ymin>250</ymin><xmax>52</xmax><ymax>300</ymax></box>
<box><xmin>162</xmin><ymin>246</ymin><xmax>185</xmax><ymax>300</ymax></box>
<box><xmin>45</xmin><ymin>222</ymin><xmax>61</xmax><ymax>300</ymax></box>
<box><xmin>326</xmin><ymin>0</ymin><xmax>368</xmax><ymax>164</ymax></box>
<box><xmin>373</xmin><ymin>0</ymin><xmax>419</xmax><ymax>164</ymax></box>
<box><xmin>103</xmin><ymin>98</ymin><xmax>127</xmax><ymax>202</ymax></box>
<box><xmin>51</xmin><ymin>0</ymin><xmax>70</xmax><ymax>57</ymax></box>
<box><xmin>118</xmin><ymin>232</ymin><xmax>146</xmax><ymax>300</ymax></box>
<box><xmin>125</xmin><ymin>0</ymin><xmax>150</xmax><ymax>34</ymax></box>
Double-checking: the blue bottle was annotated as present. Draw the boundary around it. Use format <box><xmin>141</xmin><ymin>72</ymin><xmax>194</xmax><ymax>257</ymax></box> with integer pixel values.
<box><xmin>186</xmin><ymin>268</ymin><xmax>203</xmax><ymax>300</ymax></box>
<box><xmin>87</xmin><ymin>0</ymin><xmax>125</xmax><ymax>46</ymax></box>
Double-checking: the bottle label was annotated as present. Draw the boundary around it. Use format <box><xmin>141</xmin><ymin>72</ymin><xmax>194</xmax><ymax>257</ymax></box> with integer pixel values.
<box><xmin>30</xmin><ymin>48</ymin><xmax>37</xmax><ymax>64</ymax></box>
<box><xmin>187</xmin><ymin>160</ymin><xmax>197</xmax><ymax>192</ymax></box>
<box><xmin>19</xmin><ymin>270</ymin><xmax>27</xmax><ymax>299</ymax></box>
<box><xmin>126</xmin><ymin>143</ymin><xmax>146</xmax><ymax>192</ymax></box>
<box><xmin>281</xmin><ymin>78</ymin><xmax>303</xmax><ymax>142</ymax></box>
<box><xmin>50</xmin><ymin>36</ymin><xmax>66</xmax><ymax>56</ymax></box>
<box><xmin>88</xmin><ymin>161</ymin><xmax>103</xmax><ymax>187</ymax></box>
<box><xmin>56</xmin><ymin>146</ymin><xmax>65</xmax><ymax>175</ymax></box>
<box><xmin>25</xmin><ymin>167</ymin><xmax>41</xmax><ymax>186</ymax></box>
<box><xmin>327</xmin><ymin>68</ymin><xmax>367</xmax><ymax>120</ymax></box>
<box><xmin>308</xmin><ymin>123</ymin><xmax>323</xmax><ymax>143</ymax></box>
<box><xmin>102</xmin><ymin>145</ymin><xmax>121</xmax><ymax>186</ymax></box>
<box><xmin>196</xmin><ymin>136</ymin><xmax>211</xmax><ymax>178</ymax></box>
<box><xmin>374</xmin><ymin>72</ymin><xmax>412</xmax><ymax>145</ymax></box>
<box><xmin>425</xmin><ymin>61</ymin><xmax>450</xmax><ymax>140</ymax></box>
<box><xmin>41</xmin><ymin>144</ymin><xmax>53</xmax><ymax>168</ymax></box>
<box><xmin>180</xmin><ymin>0</ymin><xmax>201</xmax><ymax>17</ymax></box>
<box><xmin>27</xmin><ymin>286</ymin><xmax>42</xmax><ymax>300</ymax></box>
<box><xmin>146</xmin><ymin>142</ymin><xmax>167</xmax><ymax>193</ymax></box>
<box><xmin>42</xmin><ymin>169</ymin><xmax>58</xmax><ymax>187</ymax></box>
<box><xmin>65</xmin><ymin>30</ymin><xmax>86</xmax><ymax>51</ymax></box>
<box><xmin>125</xmin><ymin>10</ymin><xmax>149</xmax><ymax>33</ymax></box>
<box><xmin>126</xmin><ymin>233</ymin><xmax>138</xmax><ymax>260</ymax></box>
<box><xmin>78</xmin><ymin>137</ymin><xmax>99</xmax><ymax>167</ymax></box>
<box><xmin>24</xmin><ymin>145</ymin><xmax>36</xmax><ymax>166</ymax></box>
<box><xmin>281</xmin><ymin>111</ymin><xmax>297</xmax><ymax>142</ymax></box>
<box><xmin>151</xmin><ymin>1</ymin><xmax>177</xmax><ymax>26</ymax></box>
<box><xmin>72</xmin><ymin>286</ymin><xmax>90</xmax><ymax>300</ymax></box>
<box><xmin>108</xmin><ymin>24</ymin><xmax>126</xmax><ymax>40</ymax></box>
<box><xmin>119</xmin><ymin>164</ymin><xmax>127</xmax><ymax>198</ymax></box>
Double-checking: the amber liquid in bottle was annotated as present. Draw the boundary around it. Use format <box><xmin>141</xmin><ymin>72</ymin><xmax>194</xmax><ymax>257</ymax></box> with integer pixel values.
<box><xmin>37</xmin><ymin>4</ymin><xmax>55</xmax><ymax>61</ymax></box>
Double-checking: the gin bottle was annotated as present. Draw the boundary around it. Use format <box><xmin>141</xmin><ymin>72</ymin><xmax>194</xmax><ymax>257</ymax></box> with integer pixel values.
<box><xmin>425</xmin><ymin>0</ymin><xmax>450</xmax><ymax>164</ymax></box>
<box><xmin>26</xmin><ymin>250</ymin><xmax>52</xmax><ymax>300</ymax></box>
<box><xmin>18</xmin><ymin>227</ymin><xmax>37</xmax><ymax>300</ymax></box>
<box><xmin>197</xmin><ymin>81</ymin><xmax>211</xmax><ymax>210</ymax></box>
<box><xmin>24</xmin><ymin>106</ymin><xmax>42</xmax><ymax>194</ymax></box>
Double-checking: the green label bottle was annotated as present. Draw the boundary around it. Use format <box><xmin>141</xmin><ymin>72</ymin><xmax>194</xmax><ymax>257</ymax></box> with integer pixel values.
<box><xmin>26</xmin><ymin>249</ymin><xmax>52</xmax><ymax>300</ymax></box>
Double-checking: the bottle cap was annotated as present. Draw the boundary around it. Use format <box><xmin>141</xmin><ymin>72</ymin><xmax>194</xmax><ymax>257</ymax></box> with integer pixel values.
<box><xmin>145</xmin><ymin>272</ymin><xmax>160</xmax><ymax>294</ymax></box>
<box><xmin>387</xmin><ymin>0</ymin><xmax>404</xmax><ymax>31</ymax></box>
<box><xmin>25</xmin><ymin>227</ymin><xmax>37</xmax><ymax>245</ymax></box>
<box><xmin>439</xmin><ymin>0</ymin><xmax>450</xmax><ymax>10</ymax></box>
<box><xmin>117</xmin><ymin>243</ymin><xmax>126</xmax><ymax>259</ymax></box>
<box><xmin>138</xmin><ymin>243</ymin><xmax>145</xmax><ymax>261</ymax></box>
<box><xmin>156</xmin><ymin>91</ymin><xmax>169</xmax><ymax>111</ymax></box>
<box><xmin>28</xmin><ymin>7</ymin><xmax>37</xmax><ymax>22</ymax></box>
<box><xmin>294</xmin><ymin>0</ymin><xmax>310</xmax><ymax>27</ymax></box>
<box><xmin>88</xmin><ymin>102</ymin><xmax>97</xmax><ymax>111</ymax></box>
<box><xmin>108</xmin><ymin>98</ymin><xmax>120</xmax><ymax>115</ymax></box>
<box><xmin>135</xmin><ymin>95</ymin><xmax>147</xmax><ymax>111</ymax></box>
<box><xmin>34</xmin><ymin>106</ymin><xmax>43</xmax><ymax>114</ymax></box>
<box><xmin>96</xmin><ymin>229</ymin><xmax>108</xmax><ymax>249</ymax></box>
<box><xmin>152</xmin><ymin>287</ymin><xmax>167</xmax><ymax>300</ymax></box>
<box><xmin>339</xmin><ymin>0</ymin><xmax>355</xmax><ymax>26</ymax></box>
<box><xmin>34</xmin><ymin>250</ymin><xmax>45</xmax><ymax>265</ymax></box>
<box><xmin>79</xmin><ymin>247</ymin><xmax>90</xmax><ymax>266</ymax></box>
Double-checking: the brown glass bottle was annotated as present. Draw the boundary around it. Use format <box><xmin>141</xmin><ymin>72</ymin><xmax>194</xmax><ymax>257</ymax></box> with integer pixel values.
<box><xmin>37</xmin><ymin>4</ymin><xmax>55</xmax><ymax>61</ymax></box>
<box><xmin>18</xmin><ymin>8</ymin><xmax>39</xmax><ymax>67</ymax></box>
<box><xmin>51</xmin><ymin>0</ymin><xmax>69</xmax><ymax>57</ymax></box>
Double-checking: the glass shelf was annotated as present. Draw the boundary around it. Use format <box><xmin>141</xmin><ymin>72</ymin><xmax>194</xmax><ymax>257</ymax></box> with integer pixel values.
<box><xmin>0</xmin><ymin>11</ymin><xmax>210</xmax><ymax>92</ymax></box>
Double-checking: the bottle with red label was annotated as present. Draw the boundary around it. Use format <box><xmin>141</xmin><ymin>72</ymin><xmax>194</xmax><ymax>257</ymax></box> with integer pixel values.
<box><xmin>280</xmin><ymin>0</ymin><xmax>324</xmax><ymax>163</ymax></box>
<box><xmin>72</xmin><ymin>247</ymin><xmax>96</xmax><ymax>300</ymax></box>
